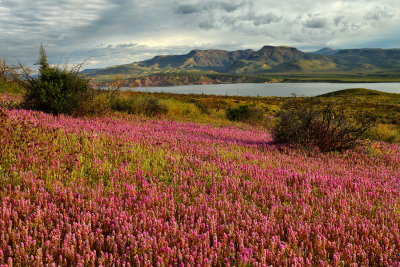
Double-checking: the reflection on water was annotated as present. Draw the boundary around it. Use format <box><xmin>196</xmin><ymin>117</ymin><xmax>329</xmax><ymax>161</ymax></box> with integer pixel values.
<box><xmin>129</xmin><ymin>82</ymin><xmax>400</xmax><ymax>97</ymax></box>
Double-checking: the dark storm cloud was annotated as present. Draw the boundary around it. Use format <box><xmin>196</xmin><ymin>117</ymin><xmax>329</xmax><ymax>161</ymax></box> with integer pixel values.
<box><xmin>176</xmin><ymin>4</ymin><xmax>202</xmax><ymax>14</ymax></box>
<box><xmin>217</xmin><ymin>2</ymin><xmax>246</xmax><ymax>12</ymax></box>
<box><xmin>115</xmin><ymin>43</ymin><xmax>138</xmax><ymax>48</ymax></box>
<box><xmin>194</xmin><ymin>9</ymin><xmax>282</xmax><ymax>32</ymax></box>
<box><xmin>364</xmin><ymin>9</ymin><xmax>394</xmax><ymax>21</ymax></box>
<box><xmin>334</xmin><ymin>16</ymin><xmax>344</xmax><ymax>26</ymax></box>
<box><xmin>199</xmin><ymin>20</ymin><xmax>215</xmax><ymax>29</ymax></box>
<box><xmin>304</xmin><ymin>17</ymin><xmax>327</xmax><ymax>29</ymax></box>
<box><xmin>253</xmin><ymin>13</ymin><xmax>282</xmax><ymax>26</ymax></box>
<box><xmin>175</xmin><ymin>1</ymin><xmax>247</xmax><ymax>15</ymax></box>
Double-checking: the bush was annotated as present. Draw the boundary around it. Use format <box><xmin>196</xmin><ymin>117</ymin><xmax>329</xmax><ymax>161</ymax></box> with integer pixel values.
<box><xmin>227</xmin><ymin>105</ymin><xmax>251</xmax><ymax>121</ymax></box>
<box><xmin>272</xmin><ymin>98</ymin><xmax>375</xmax><ymax>152</ymax></box>
<box><xmin>226</xmin><ymin>104</ymin><xmax>265</xmax><ymax>124</ymax></box>
<box><xmin>0</xmin><ymin>58</ymin><xmax>25</xmax><ymax>95</ymax></box>
<box><xmin>139</xmin><ymin>96</ymin><xmax>168</xmax><ymax>116</ymax></box>
<box><xmin>367</xmin><ymin>124</ymin><xmax>400</xmax><ymax>143</ymax></box>
<box><xmin>73</xmin><ymin>91</ymin><xmax>111</xmax><ymax>117</ymax></box>
<box><xmin>111</xmin><ymin>93</ymin><xmax>167</xmax><ymax>116</ymax></box>
<box><xmin>21</xmin><ymin>45</ymin><xmax>92</xmax><ymax>115</ymax></box>
<box><xmin>187</xmin><ymin>99</ymin><xmax>210</xmax><ymax>114</ymax></box>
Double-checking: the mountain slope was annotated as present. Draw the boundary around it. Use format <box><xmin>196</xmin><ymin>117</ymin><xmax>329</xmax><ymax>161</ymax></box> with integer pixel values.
<box><xmin>140</xmin><ymin>49</ymin><xmax>254</xmax><ymax>70</ymax></box>
<box><xmin>227</xmin><ymin>46</ymin><xmax>337</xmax><ymax>74</ymax></box>
<box><xmin>332</xmin><ymin>48</ymin><xmax>400</xmax><ymax>70</ymax></box>
<box><xmin>83</xmin><ymin>46</ymin><xmax>400</xmax><ymax>81</ymax></box>
<box><xmin>311</xmin><ymin>47</ymin><xmax>340</xmax><ymax>56</ymax></box>
<box><xmin>90</xmin><ymin>49</ymin><xmax>254</xmax><ymax>77</ymax></box>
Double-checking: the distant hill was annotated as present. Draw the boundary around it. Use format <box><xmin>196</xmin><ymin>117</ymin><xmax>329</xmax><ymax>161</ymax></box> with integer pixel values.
<box><xmin>227</xmin><ymin>46</ymin><xmax>337</xmax><ymax>74</ymax></box>
<box><xmin>89</xmin><ymin>49</ymin><xmax>254</xmax><ymax>77</ymax></box>
<box><xmin>318</xmin><ymin>88</ymin><xmax>400</xmax><ymax>97</ymax></box>
<box><xmin>311</xmin><ymin>47</ymin><xmax>341</xmax><ymax>56</ymax></box>
<box><xmin>80</xmin><ymin>68</ymin><xmax>100</xmax><ymax>74</ymax></box>
<box><xmin>140</xmin><ymin>49</ymin><xmax>254</xmax><ymax>70</ymax></box>
<box><xmin>331</xmin><ymin>48</ymin><xmax>400</xmax><ymax>70</ymax></box>
<box><xmin>83</xmin><ymin>45</ymin><xmax>400</xmax><ymax>82</ymax></box>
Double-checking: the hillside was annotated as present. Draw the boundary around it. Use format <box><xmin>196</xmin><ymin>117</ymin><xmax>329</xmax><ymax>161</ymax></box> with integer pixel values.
<box><xmin>317</xmin><ymin>88</ymin><xmax>400</xmax><ymax>97</ymax></box>
<box><xmin>83</xmin><ymin>45</ymin><xmax>400</xmax><ymax>83</ymax></box>
<box><xmin>311</xmin><ymin>47</ymin><xmax>341</xmax><ymax>56</ymax></box>
<box><xmin>331</xmin><ymin>48</ymin><xmax>400</xmax><ymax>70</ymax></box>
<box><xmin>90</xmin><ymin>49</ymin><xmax>254</xmax><ymax>77</ymax></box>
<box><xmin>227</xmin><ymin>46</ymin><xmax>337</xmax><ymax>74</ymax></box>
<box><xmin>140</xmin><ymin>49</ymin><xmax>254</xmax><ymax>70</ymax></box>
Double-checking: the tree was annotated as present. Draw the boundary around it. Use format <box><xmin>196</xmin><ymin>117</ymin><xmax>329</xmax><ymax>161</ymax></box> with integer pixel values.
<box><xmin>22</xmin><ymin>44</ymin><xmax>92</xmax><ymax>115</ymax></box>
<box><xmin>0</xmin><ymin>57</ymin><xmax>20</xmax><ymax>82</ymax></box>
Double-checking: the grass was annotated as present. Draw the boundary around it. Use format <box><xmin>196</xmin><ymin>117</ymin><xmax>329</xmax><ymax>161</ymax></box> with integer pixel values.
<box><xmin>317</xmin><ymin>88</ymin><xmax>400</xmax><ymax>126</ymax></box>
<box><xmin>140</xmin><ymin>89</ymin><xmax>400</xmax><ymax>143</ymax></box>
<box><xmin>367</xmin><ymin>123</ymin><xmax>400</xmax><ymax>143</ymax></box>
<box><xmin>0</xmin><ymin>80</ymin><xmax>25</xmax><ymax>95</ymax></box>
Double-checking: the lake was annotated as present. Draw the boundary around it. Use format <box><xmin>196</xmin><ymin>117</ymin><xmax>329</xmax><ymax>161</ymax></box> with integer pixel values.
<box><xmin>131</xmin><ymin>82</ymin><xmax>400</xmax><ymax>97</ymax></box>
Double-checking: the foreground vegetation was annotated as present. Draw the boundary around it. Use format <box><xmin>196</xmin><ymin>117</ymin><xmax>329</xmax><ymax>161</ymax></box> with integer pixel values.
<box><xmin>124</xmin><ymin>88</ymin><xmax>400</xmax><ymax>143</ymax></box>
<box><xmin>0</xmin><ymin>104</ymin><xmax>399</xmax><ymax>265</ymax></box>
<box><xmin>2</xmin><ymin>48</ymin><xmax>399</xmax><ymax>144</ymax></box>
<box><xmin>0</xmin><ymin>50</ymin><xmax>399</xmax><ymax>265</ymax></box>
<box><xmin>1</xmin><ymin>83</ymin><xmax>400</xmax><ymax>144</ymax></box>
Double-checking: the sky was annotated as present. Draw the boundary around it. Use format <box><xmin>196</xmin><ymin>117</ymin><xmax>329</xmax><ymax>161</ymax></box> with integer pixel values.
<box><xmin>0</xmin><ymin>0</ymin><xmax>399</xmax><ymax>69</ymax></box>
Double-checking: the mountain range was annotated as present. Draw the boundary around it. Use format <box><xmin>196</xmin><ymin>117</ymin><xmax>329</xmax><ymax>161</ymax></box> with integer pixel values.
<box><xmin>83</xmin><ymin>45</ymin><xmax>400</xmax><ymax>83</ymax></box>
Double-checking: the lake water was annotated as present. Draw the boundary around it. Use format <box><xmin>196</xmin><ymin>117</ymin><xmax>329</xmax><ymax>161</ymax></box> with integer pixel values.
<box><xmin>131</xmin><ymin>83</ymin><xmax>400</xmax><ymax>97</ymax></box>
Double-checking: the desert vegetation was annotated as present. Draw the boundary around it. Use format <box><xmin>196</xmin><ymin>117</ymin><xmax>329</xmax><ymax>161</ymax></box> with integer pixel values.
<box><xmin>0</xmin><ymin>104</ymin><xmax>399</xmax><ymax>266</ymax></box>
<box><xmin>272</xmin><ymin>98</ymin><xmax>376</xmax><ymax>152</ymax></box>
<box><xmin>19</xmin><ymin>45</ymin><xmax>92</xmax><ymax>115</ymax></box>
<box><xmin>0</xmin><ymin>48</ymin><xmax>399</xmax><ymax>265</ymax></box>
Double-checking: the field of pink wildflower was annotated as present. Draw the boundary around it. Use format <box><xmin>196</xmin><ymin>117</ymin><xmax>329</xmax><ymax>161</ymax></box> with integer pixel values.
<box><xmin>0</xmin><ymin>107</ymin><xmax>399</xmax><ymax>266</ymax></box>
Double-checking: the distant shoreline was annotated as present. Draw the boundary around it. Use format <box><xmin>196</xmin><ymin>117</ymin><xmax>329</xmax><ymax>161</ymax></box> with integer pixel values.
<box><xmin>98</xmin><ymin>82</ymin><xmax>400</xmax><ymax>97</ymax></box>
<box><xmin>91</xmin><ymin>74</ymin><xmax>400</xmax><ymax>87</ymax></box>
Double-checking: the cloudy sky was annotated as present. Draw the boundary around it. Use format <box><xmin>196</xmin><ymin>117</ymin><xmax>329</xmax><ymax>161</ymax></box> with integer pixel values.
<box><xmin>1</xmin><ymin>0</ymin><xmax>399</xmax><ymax>68</ymax></box>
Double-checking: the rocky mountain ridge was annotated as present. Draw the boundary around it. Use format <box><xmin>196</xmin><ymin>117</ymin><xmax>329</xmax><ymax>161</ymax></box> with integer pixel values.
<box><xmin>83</xmin><ymin>45</ymin><xmax>400</xmax><ymax>82</ymax></box>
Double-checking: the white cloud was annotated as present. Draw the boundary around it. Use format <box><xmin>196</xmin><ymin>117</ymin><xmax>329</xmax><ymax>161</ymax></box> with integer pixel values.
<box><xmin>0</xmin><ymin>0</ymin><xmax>399</xmax><ymax>68</ymax></box>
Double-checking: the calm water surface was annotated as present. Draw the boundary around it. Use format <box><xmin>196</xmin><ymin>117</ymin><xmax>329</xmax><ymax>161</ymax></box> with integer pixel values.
<box><xmin>132</xmin><ymin>83</ymin><xmax>400</xmax><ymax>97</ymax></box>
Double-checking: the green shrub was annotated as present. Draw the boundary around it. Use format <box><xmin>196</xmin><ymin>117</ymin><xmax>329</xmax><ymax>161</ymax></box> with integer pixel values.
<box><xmin>272</xmin><ymin>98</ymin><xmax>375</xmax><ymax>152</ymax></box>
<box><xmin>202</xmin><ymin>99</ymin><xmax>229</xmax><ymax>112</ymax></box>
<box><xmin>139</xmin><ymin>96</ymin><xmax>168</xmax><ymax>116</ymax></box>
<box><xmin>111</xmin><ymin>94</ymin><xmax>133</xmax><ymax>113</ymax></box>
<box><xmin>22</xmin><ymin>45</ymin><xmax>92</xmax><ymax>115</ymax></box>
<box><xmin>367</xmin><ymin>124</ymin><xmax>400</xmax><ymax>143</ymax></box>
<box><xmin>187</xmin><ymin>99</ymin><xmax>210</xmax><ymax>114</ymax></box>
<box><xmin>111</xmin><ymin>94</ymin><xmax>167</xmax><ymax>116</ymax></box>
<box><xmin>74</xmin><ymin>91</ymin><xmax>111</xmax><ymax>117</ymax></box>
<box><xmin>226</xmin><ymin>104</ymin><xmax>265</xmax><ymax>124</ymax></box>
<box><xmin>227</xmin><ymin>105</ymin><xmax>250</xmax><ymax>121</ymax></box>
